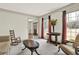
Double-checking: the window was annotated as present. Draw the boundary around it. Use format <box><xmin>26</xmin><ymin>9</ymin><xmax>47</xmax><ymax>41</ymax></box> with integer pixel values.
<box><xmin>67</xmin><ymin>11</ymin><xmax>79</xmax><ymax>41</ymax></box>
<box><xmin>44</xmin><ymin>16</ymin><xmax>48</xmax><ymax>29</ymax></box>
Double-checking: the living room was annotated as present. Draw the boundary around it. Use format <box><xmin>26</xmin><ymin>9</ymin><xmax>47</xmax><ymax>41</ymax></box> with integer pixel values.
<box><xmin>0</xmin><ymin>3</ymin><xmax>79</xmax><ymax>55</ymax></box>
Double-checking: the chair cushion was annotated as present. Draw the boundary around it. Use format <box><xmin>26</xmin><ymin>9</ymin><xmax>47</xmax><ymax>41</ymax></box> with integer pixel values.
<box><xmin>73</xmin><ymin>34</ymin><xmax>79</xmax><ymax>48</ymax></box>
<box><xmin>59</xmin><ymin>44</ymin><xmax>75</xmax><ymax>55</ymax></box>
<box><xmin>0</xmin><ymin>41</ymin><xmax>10</xmax><ymax>54</ymax></box>
<box><xmin>0</xmin><ymin>35</ymin><xmax>10</xmax><ymax>54</ymax></box>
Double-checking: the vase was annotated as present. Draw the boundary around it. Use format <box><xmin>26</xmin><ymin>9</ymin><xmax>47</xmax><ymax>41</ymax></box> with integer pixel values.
<box><xmin>52</xmin><ymin>25</ymin><xmax>55</xmax><ymax>32</ymax></box>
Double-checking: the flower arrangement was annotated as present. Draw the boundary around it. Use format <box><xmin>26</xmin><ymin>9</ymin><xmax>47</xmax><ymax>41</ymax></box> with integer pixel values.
<box><xmin>51</xmin><ymin>19</ymin><xmax>57</xmax><ymax>26</ymax></box>
<box><xmin>51</xmin><ymin>19</ymin><xmax>57</xmax><ymax>32</ymax></box>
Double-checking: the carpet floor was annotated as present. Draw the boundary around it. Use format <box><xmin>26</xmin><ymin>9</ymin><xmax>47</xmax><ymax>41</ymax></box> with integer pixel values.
<box><xmin>5</xmin><ymin>39</ymin><xmax>65</xmax><ymax>55</ymax></box>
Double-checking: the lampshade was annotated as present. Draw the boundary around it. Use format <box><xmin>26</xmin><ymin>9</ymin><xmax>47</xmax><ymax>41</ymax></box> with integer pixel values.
<box><xmin>67</xmin><ymin>20</ymin><xmax>79</xmax><ymax>29</ymax></box>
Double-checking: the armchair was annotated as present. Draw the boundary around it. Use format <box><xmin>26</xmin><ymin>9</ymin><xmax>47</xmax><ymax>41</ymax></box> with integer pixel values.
<box><xmin>58</xmin><ymin>34</ymin><xmax>79</xmax><ymax>55</ymax></box>
<box><xmin>0</xmin><ymin>35</ymin><xmax>10</xmax><ymax>54</ymax></box>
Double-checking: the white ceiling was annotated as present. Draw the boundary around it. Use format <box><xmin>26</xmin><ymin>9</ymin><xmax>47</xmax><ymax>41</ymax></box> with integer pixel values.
<box><xmin>0</xmin><ymin>3</ymin><xmax>70</xmax><ymax>16</ymax></box>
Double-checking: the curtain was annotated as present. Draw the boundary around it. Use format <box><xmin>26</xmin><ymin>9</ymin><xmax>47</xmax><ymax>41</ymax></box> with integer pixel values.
<box><xmin>62</xmin><ymin>11</ymin><xmax>67</xmax><ymax>44</ymax></box>
<box><xmin>41</xmin><ymin>17</ymin><xmax>44</xmax><ymax>38</ymax></box>
<box><xmin>48</xmin><ymin>15</ymin><xmax>52</xmax><ymax>42</ymax></box>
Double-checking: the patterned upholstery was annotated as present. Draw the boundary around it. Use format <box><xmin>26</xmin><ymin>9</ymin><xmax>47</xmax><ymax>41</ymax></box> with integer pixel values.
<box><xmin>59</xmin><ymin>44</ymin><xmax>75</xmax><ymax>55</ymax></box>
<box><xmin>73</xmin><ymin>34</ymin><xmax>79</xmax><ymax>48</ymax></box>
<box><xmin>58</xmin><ymin>34</ymin><xmax>79</xmax><ymax>55</ymax></box>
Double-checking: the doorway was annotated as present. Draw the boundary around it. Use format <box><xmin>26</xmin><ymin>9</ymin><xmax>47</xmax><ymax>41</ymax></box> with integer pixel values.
<box><xmin>33</xmin><ymin>22</ymin><xmax>38</xmax><ymax>39</ymax></box>
<box><xmin>28</xmin><ymin>19</ymin><xmax>33</xmax><ymax>39</ymax></box>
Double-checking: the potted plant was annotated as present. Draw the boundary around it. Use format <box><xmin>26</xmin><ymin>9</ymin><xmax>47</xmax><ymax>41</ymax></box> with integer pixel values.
<box><xmin>51</xmin><ymin>19</ymin><xmax>57</xmax><ymax>32</ymax></box>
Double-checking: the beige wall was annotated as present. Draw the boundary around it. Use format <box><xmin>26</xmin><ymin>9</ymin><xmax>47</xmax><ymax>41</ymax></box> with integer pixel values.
<box><xmin>38</xmin><ymin>18</ymin><xmax>42</xmax><ymax>38</ymax></box>
<box><xmin>0</xmin><ymin>9</ymin><xmax>35</xmax><ymax>40</ymax></box>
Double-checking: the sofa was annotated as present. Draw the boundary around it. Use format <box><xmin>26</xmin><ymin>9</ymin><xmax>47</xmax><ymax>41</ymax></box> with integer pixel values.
<box><xmin>0</xmin><ymin>35</ymin><xmax>10</xmax><ymax>54</ymax></box>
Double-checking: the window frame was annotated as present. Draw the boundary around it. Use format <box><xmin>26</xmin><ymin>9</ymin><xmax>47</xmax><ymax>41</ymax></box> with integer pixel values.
<box><xmin>67</xmin><ymin>11</ymin><xmax>79</xmax><ymax>41</ymax></box>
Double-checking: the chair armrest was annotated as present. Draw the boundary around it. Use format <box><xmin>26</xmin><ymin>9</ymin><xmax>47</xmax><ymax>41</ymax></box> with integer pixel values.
<box><xmin>75</xmin><ymin>47</ymin><xmax>79</xmax><ymax>55</ymax></box>
<box><xmin>66</xmin><ymin>41</ymin><xmax>74</xmax><ymax>43</ymax></box>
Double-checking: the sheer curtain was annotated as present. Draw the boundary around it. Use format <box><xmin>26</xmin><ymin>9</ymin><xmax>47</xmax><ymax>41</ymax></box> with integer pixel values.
<box><xmin>67</xmin><ymin>11</ymin><xmax>79</xmax><ymax>41</ymax></box>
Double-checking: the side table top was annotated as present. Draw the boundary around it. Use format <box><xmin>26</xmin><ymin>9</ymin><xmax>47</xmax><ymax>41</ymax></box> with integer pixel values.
<box><xmin>47</xmin><ymin>32</ymin><xmax>60</xmax><ymax>36</ymax></box>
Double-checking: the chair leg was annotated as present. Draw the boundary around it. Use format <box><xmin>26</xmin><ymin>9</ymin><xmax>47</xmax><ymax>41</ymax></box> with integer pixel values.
<box><xmin>31</xmin><ymin>50</ymin><xmax>33</xmax><ymax>55</ymax></box>
<box><xmin>58</xmin><ymin>46</ymin><xmax>61</xmax><ymax>53</ymax></box>
<box><xmin>35</xmin><ymin>49</ymin><xmax>40</xmax><ymax>55</ymax></box>
<box><xmin>22</xmin><ymin>47</ymin><xmax>26</xmax><ymax>50</ymax></box>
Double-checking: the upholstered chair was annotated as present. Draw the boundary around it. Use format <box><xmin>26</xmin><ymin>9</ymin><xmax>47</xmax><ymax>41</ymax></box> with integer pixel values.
<box><xmin>0</xmin><ymin>35</ymin><xmax>10</xmax><ymax>54</ymax></box>
<box><xmin>58</xmin><ymin>34</ymin><xmax>79</xmax><ymax>55</ymax></box>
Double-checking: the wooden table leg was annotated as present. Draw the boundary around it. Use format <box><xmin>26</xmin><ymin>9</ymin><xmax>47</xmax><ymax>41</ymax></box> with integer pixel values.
<box><xmin>55</xmin><ymin>35</ymin><xmax>58</xmax><ymax>46</ymax></box>
<box><xmin>47</xmin><ymin>35</ymin><xmax>52</xmax><ymax>43</ymax></box>
<box><xmin>30</xmin><ymin>50</ymin><xmax>33</xmax><ymax>55</ymax></box>
<box><xmin>35</xmin><ymin>49</ymin><xmax>40</xmax><ymax>55</ymax></box>
<box><xmin>22</xmin><ymin>47</ymin><xmax>26</xmax><ymax>50</ymax></box>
